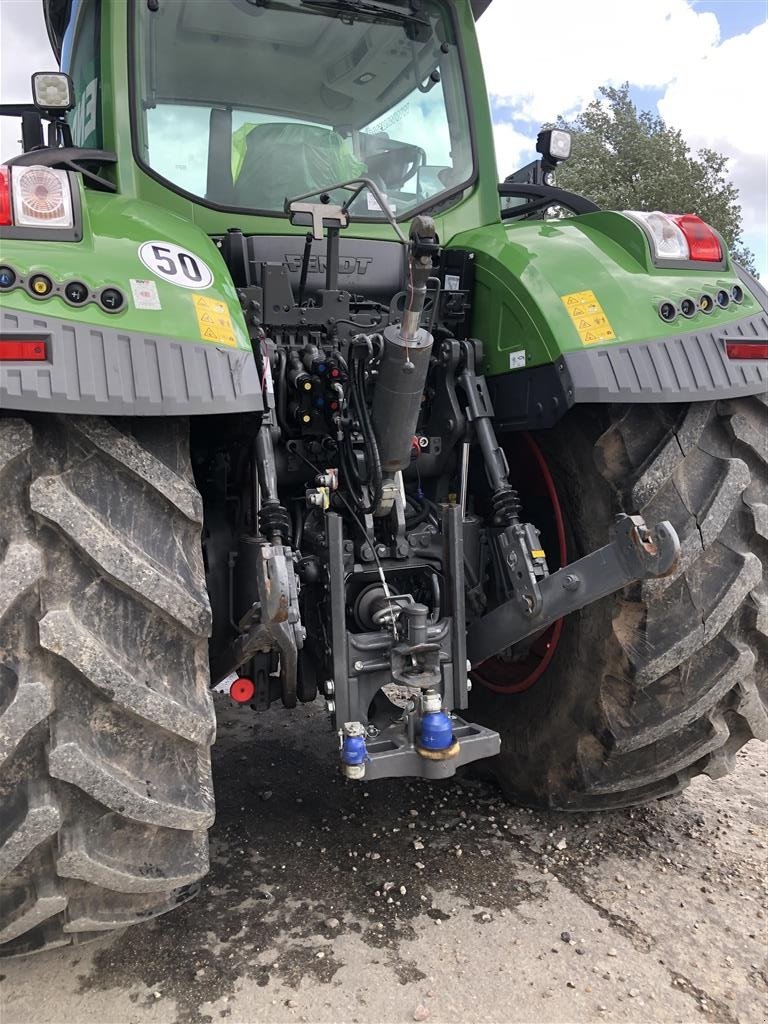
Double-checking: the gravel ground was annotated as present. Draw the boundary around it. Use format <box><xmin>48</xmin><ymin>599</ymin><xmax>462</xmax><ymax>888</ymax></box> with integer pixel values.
<box><xmin>1</xmin><ymin>696</ymin><xmax>767</xmax><ymax>1024</ymax></box>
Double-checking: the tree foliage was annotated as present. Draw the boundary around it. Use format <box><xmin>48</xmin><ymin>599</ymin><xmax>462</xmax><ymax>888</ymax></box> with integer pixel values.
<box><xmin>554</xmin><ymin>85</ymin><xmax>756</xmax><ymax>274</ymax></box>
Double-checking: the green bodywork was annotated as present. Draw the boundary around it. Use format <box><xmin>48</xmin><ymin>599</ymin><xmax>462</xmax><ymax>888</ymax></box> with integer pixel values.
<box><xmin>1</xmin><ymin>0</ymin><xmax>756</xmax><ymax>379</ymax></box>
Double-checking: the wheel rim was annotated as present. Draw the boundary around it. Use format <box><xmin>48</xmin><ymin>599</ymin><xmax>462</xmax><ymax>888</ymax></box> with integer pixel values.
<box><xmin>473</xmin><ymin>433</ymin><xmax>567</xmax><ymax>694</ymax></box>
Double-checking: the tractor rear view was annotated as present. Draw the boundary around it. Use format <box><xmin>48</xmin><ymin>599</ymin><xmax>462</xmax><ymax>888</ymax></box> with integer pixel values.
<box><xmin>0</xmin><ymin>0</ymin><xmax>765</xmax><ymax>957</ymax></box>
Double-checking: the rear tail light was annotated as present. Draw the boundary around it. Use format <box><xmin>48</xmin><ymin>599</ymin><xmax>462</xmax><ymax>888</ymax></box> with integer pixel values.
<box><xmin>0</xmin><ymin>167</ymin><xmax>11</xmax><ymax>226</ymax></box>
<box><xmin>725</xmin><ymin>341</ymin><xmax>768</xmax><ymax>360</ymax></box>
<box><xmin>624</xmin><ymin>211</ymin><xmax>723</xmax><ymax>263</ymax></box>
<box><xmin>0</xmin><ymin>339</ymin><xmax>47</xmax><ymax>361</ymax></box>
<box><xmin>11</xmin><ymin>166</ymin><xmax>73</xmax><ymax>227</ymax></box>
<box><xmin>671</xmin><ymin>214</ymin><xmax>722</xmax><ymax>262</ymax></box>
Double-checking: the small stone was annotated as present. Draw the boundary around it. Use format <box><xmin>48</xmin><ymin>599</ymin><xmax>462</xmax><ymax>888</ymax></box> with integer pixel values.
<box><xmin>556</xmin><ymin>838</ymin><xmax>567</xmax><ymax>850</ymax></box>
<box><xmin>325</xmin><ymin>917</ymin><xmax>340</xmax><ymax>930</ymax></box>
<box><xmin>413</xmin><ymin>1005</ymin><xmax>431</xmax><ymax>1022</ymax></box>
<box><xmin>371</xmin><ymin>853</ymin><xmax>381</xmax><ymax>861</ymax></box>
<box><xmin>400</xmin><ymin>886</ymin><xmax>407</xmax><ymax>896</ymax></box>
<box><xmin>153</xmin><ymin>992</ymin><xmax>162</xmax><ymax>1000</ymax></box>
<box><xmin>316</xmin><ymin>951</ymin><xmax>325</xmax><ymax>959</ymax></box>
<box><xmin>413</xmin><ymin>841</ymin><xmax>425</xmax><ymax>851</ymax></box>
<box><xmin>409</xmin><ymin>809</ymin><xmax>419</xmax><ymax>817</ymax></box>
<box><xmin>629</xmin><ymin>988</ymin><xmax>640</xmax><ymax>998</ymax></box>
<box><xmin>561</xmin><ymin>931</ymin><xmax>571</xmax><ymax>943</ymax></box>
<box><xmin>195</xmin><ymin>968</ymin><xmax>205</xmax><ymax>977</ymax></box>
<box><xmin>598</xmin><ymin>1005</ymin><xmax>608</xmax><ymax>1013</ymax></box>
<box><xmin>261</xmin><ymin>791</ymin><xmax>273</xmax><ymax>801</ymax></box>
<box><xmin>607</xmin><ymin>948</ymin><xmax>618</xmax><ymax>957</ymax></box>
<box><xmin>481</xmin><ymin>913</ymin><xmax>492</xmax><ymax>922</ymax></box>
<box><xmin>415</xmin><ymin>861</ymin><xmax>425</xmax><ymax>870</ymax></box>
<box><xmin>287</xmin><ymin>999</ymin><xmax>298</xmax><ymax>1009</ymax></box>
<box><xmin>566</xmin><ymin>981</ymin><xmax>576</xmax><ymax>989</ymax></box>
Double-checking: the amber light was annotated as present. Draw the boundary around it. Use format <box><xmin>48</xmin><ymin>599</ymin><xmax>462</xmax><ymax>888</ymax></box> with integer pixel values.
<box><xmin>0</xmin><ymin>339</ymin><xmax>47</xmax><ymax>360</ymax></box>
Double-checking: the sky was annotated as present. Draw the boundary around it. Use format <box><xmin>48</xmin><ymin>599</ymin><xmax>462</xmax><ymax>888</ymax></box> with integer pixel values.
<box><xmin>0</xmin><ymin>0</ymin><xmax>766</xmax><ymax>274</ymax></box>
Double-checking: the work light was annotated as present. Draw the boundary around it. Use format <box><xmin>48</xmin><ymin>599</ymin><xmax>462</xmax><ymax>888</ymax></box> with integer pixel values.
<box><xmin>536</xmin><ymin>129</ymin><xmax>572</xmax><ymax>165</ymax></box>
<box><xmin>31</xmin><ymin>72</ymin><xmax>74</xmax><ymax>112</ymax></box>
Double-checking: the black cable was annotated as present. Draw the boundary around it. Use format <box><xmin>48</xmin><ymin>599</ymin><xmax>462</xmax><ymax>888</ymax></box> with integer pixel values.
<box><xmin>291</xmin><ymin>441</ymin><xmax>397</xmax><ymax>635</ymax></box>
<box><xmin>350</xmin><ymin>353</ymin><xmax>383</xmax><ymax>512</ymax></box>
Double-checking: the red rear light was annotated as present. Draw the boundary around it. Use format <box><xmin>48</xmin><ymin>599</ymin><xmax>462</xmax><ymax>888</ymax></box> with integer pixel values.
<box><xmin>725</xmin><ymin>341</ymin><xmax>768</xmax><ymax>360</ymax></box>
<box><xmin>672</xmin><ymin>215</ymin><xmax>722</xmax><ymax>262</ymax></box>
<box><xmin>0</xmin><ymin>339</ymin><xmax>47</xmax><ymax>361</ymax></box>
<box><xmin>0</xmin><ymin>167</ymin><xmax>12</xmax><ymax>226</ymax></box>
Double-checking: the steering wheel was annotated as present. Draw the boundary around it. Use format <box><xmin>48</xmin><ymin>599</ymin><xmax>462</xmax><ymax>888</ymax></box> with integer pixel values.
<box><xmin>364</xmin><ymin>143</ymin><xmax>425</xmax><ymax>190</ymax></box>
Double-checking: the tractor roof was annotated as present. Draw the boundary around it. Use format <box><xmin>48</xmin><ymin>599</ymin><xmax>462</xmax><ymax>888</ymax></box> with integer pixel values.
<box><xmin>43</xmin><ymin>0</ymin><xmax>492</xmax><ymax>61</ymax></box>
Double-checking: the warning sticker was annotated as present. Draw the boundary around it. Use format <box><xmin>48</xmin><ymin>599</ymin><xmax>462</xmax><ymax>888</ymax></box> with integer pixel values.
<box><xmin>561</xmin><ymin>290</ymin><xmax>616</xmax><ymax>345</ymax></box>
<box><xmin>192</xmin><ymin>294</ymin><xmax>238</xmax><ymax>347</ymax></box>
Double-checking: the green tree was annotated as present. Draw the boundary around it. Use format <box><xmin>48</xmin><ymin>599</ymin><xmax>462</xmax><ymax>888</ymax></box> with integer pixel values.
<box><xmin>554</xmin><ymin>84</ymin><xmax>757</xmax><ymax>274</ymax></box>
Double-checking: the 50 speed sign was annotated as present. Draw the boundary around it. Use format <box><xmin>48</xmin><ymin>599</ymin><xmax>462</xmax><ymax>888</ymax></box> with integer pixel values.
<box><xmin>138</xmin><ymin>241</ymin><xmax>214</xmax><ymax>290</ymax></box>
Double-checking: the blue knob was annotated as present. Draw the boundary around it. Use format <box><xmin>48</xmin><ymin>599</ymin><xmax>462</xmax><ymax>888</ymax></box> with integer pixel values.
<box><xmin>420</xmin><ymin>709</ymin><xmax>453</xmax><ymax>751</ymax></box>
<box><xmin>341</xmin><ymin>733</ymin><xmax>367</xmax><ymax>766</ymax></box>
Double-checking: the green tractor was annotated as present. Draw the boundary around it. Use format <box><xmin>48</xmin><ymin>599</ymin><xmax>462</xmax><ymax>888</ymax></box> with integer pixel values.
<box><xmin>0</xmin><ymin>0</ymin><xmax>765</xmax><ymax>956</ymax></box>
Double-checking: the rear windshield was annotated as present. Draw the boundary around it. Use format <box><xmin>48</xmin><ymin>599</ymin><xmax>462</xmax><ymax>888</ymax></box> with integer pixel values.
<box><xmin>132</xmin><ymin>0</ymin><xmax>474</xmax><ymax>220</ymax></box>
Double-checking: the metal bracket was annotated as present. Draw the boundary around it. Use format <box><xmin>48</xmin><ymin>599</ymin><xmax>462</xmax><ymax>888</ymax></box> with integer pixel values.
<box><xmin>467</xmin><ymin>514</ymin><xmax>680</xmax><ymax>666</ymax></box>
<box><xmin>363</xmin><ymin>715</ymin><xmax>500</xmax><ymax>781</ymax></box>
<box><xmin>212</xmin><ymin>541</ymin><xmax>305</xmax><ymax>707</ymax></box>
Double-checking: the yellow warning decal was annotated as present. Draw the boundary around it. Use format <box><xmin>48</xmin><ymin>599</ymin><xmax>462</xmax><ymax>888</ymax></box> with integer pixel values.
<box><xmin>561</xmin><ymin>290</ymin><xmax>616</xmax><ymax>345</ymax></box>
<box><xmin>192</xmin><ymin>294</ymin><xmax>238</xmax><ymax>347</ymax></box>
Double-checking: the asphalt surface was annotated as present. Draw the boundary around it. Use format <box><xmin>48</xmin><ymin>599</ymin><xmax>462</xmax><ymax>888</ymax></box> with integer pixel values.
<box><xmin>1</xmin><ymin>696</ymin><xmax>767</xmax><ymax>1024</ymax></box>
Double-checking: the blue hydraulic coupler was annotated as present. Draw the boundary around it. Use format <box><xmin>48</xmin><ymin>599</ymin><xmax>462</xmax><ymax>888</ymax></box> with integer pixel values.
<box><xmin>341</xmin><ymin>722</ymin><xmax>367</xmax><ymax>780</ymax></box>
<box><xmin>419</xmin><ymin>690</ymin><xmax>454</xmax><ymax>751</ymax></box>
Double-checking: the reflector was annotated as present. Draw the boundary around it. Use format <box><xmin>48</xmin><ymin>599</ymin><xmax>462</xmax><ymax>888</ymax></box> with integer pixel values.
<box><xmin>0</xmin><ymin>339</ymin><xmax>47</xmax><ymax>361</ymax></box>
<box><xmin>725</xmin><ymin>341</ymin><xmax>768</xmax><ymax>360</ymax></box>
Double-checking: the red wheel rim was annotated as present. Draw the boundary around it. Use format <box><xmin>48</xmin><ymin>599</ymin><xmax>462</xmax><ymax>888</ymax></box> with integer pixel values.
<box><xmin>473</xmin><ymin>433</ymin><xmax>567</xmax><ymax>694</ymax></box>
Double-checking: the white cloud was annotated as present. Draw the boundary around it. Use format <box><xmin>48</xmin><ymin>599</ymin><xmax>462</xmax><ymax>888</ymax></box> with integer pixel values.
<box><xmin>478</xmin><ymin>0</ymin><xmax>720</xmax><ymax>124</ymax></box>
<box><xmin>658</xmin><ymin>20</ymin><xmax>768</xmax><ymax>228</ymax></box>
<box><xmin>0</xmin><ymin>0</ymin><xmax>55</xmax><ymax>161</ymax></box>
<box><xmin>478</xmin><ymin>0</ymin><xmax>766</xmax><ymax>271</ymax></box>
<box><xmin>490</xmin><ymin>122</ymin><xmax>531</xmax><ymax>179</ymax></box>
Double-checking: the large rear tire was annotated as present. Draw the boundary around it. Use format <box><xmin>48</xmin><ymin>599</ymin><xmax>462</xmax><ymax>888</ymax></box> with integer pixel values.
<box><xmin>0</xmin><ymin>415</ymin><xmax>215</xmax><ymax>956</ymax></box>
<box><xmin>471</xmin><ymin>398</ymin><xmax>767</xmax><ymax>809</ymax></box>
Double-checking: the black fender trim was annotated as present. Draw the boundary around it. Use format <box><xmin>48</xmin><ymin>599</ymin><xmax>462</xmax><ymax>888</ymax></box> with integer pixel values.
<box><xmin>0</xmin><ymin>307</ymin><xmax>263</xmax><ymax>416</ymax></box>
<box><xmin>489</xmin><ymin>307</ymin><xmax>768</xmax><ymax>432</ymax></box>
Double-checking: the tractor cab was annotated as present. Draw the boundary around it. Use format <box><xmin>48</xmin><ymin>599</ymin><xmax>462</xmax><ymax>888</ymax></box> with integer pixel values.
<box><xmin>36</xmin><ymin>0</ymin><xmax>500</xmax><ymax>235</ymax></box>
